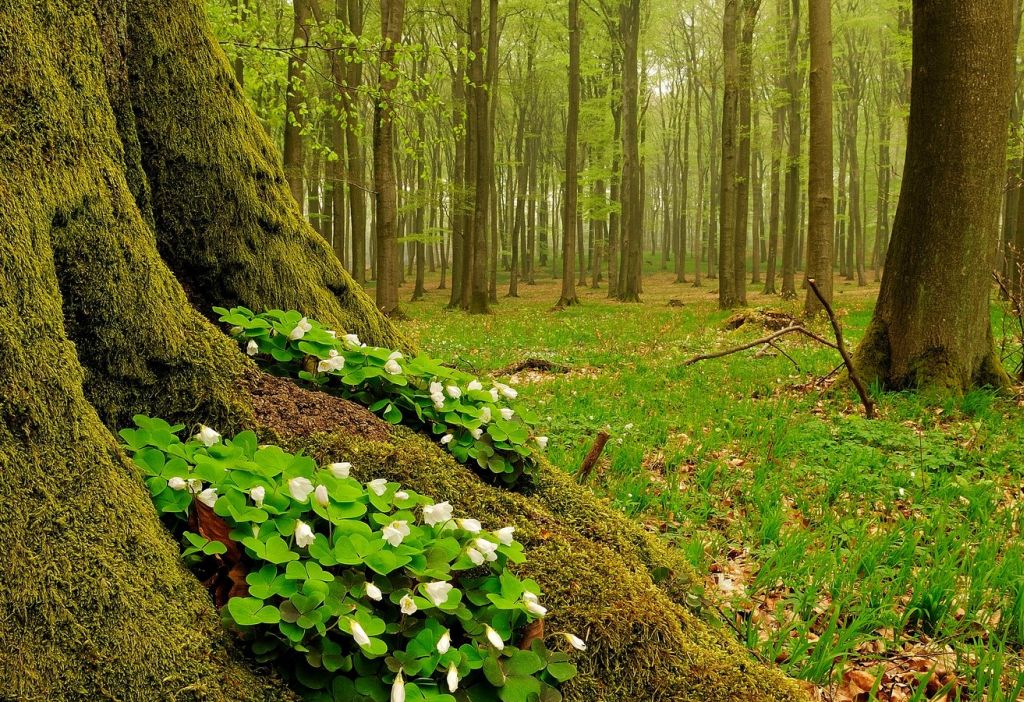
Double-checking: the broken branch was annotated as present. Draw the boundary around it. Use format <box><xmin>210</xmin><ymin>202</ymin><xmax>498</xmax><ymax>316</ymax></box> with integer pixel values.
<box><xmin>576</xmin><ymin>430</ymin><xmax>610</xmax><ymax>484</ymax></box>
<box><xmin>806</xmin><ymin>278</ymin><xmax>875</xmax><ymax>419</ymax></box>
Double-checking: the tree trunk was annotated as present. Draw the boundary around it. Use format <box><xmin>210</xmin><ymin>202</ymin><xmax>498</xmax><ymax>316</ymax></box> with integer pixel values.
<box><xmin>854</xmin><ymin>0</ymin><xmax>1014</xmax><ymax>392</ymax></box>
<box><xmin>373</xmin><ymin>0</ymin><xmax>405</xmax><ymax>317</ymax></box>
<box><xmin>1</xmin><ymin>2</ymin><xmax>816</xmax><ymax>700</ymax></box>
<box><xmin>734</xmin><ymin>0</ymin><xmax>758</xmax><ymax>303</ymax></box>
<box><xmin>617</xmin><ymin>0</ymin><xmax>643</xmax><ymax>302</ymax></box>
<box><xmin>345</xmin><ymin>0</ymin><xmax>368</xmax><ymax>284</ymax></box>
<box><xmin>559</xmin><ymin>0</ymin><xmax>582</xmax><ymax>306</ymax></box>
<box><xmin>781</xmin><ymin>0</ymin><xmax>800</xmax><ymax>299</ymax></box>
<box><xmin>283</xmin><ymin>0</ymin><xmax>312</xmax><ymax>205</ymax></box>
<box><xmin>718</xmin><ymin>0</ymin><xmax>740</xmax><ymax>309</ymax></box>
<box><xmin>803</xmin><ymin>0</ymin><xmax>834</xmax><ymax>316</ymax></box>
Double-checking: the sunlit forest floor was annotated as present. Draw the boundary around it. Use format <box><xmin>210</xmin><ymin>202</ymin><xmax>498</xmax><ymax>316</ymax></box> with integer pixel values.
<box><xmin>382</xmin><ymin>266</ymin><xmax>1024</xmax><ymax>701</ymax></box>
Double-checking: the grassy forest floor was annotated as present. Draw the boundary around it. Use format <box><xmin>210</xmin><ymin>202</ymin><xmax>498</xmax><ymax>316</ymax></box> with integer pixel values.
<box><xmin>374</xmin><ymin>265</ymin><xmax>1024</xmax><ymax>702</ymax></box>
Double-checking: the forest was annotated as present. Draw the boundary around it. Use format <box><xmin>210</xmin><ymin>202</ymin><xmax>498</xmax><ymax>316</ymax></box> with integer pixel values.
<box><xmin>2</xmin><ymin>0</ymin><xmax>1023</xmax><ymax>701</ymax></box>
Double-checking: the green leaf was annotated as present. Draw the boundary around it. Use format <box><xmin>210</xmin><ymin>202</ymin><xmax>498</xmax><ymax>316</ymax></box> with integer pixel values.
<box><xmin>227</xmin><ymin>597</ymin><xmax>281</xmax><ymax>626</ymax></box>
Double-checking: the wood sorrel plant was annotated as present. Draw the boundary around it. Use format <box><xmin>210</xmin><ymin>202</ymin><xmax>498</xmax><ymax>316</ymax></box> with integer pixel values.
<box><xmin>121</xmin><ymin>415</ymin><xmax>580</xmax><ymax>702</ymax></box>
<box><xmin>215</xmin><ymin>307</ymin><xmax>548</xmax><ymax>486</ymax></box>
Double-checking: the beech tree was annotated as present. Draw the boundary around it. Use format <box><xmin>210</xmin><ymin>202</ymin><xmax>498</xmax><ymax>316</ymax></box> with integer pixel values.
<box><xmin>803</xmin><ymin>0</ymin><xmax>834</xmax><ymax>315</ymax></box>
<box><xmin>855</xmin><ymin>0</ymin><xmax>1014</xmax><ymax>391</ymax></box>
<box><xmin>0</xmin><ymin>2</ymin><xmax>815</xmax><ymax>700</ymax></box>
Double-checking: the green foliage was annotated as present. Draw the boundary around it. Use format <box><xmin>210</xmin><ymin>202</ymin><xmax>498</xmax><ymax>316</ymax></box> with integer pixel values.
<box><xmin>396</xmin><ymin>277</ymin><xmax>1024</xmax><ymax>699</ymax></box>
<box><xmin>121</xmin><ymin>415</ymin><xmax>578</xmax><ymax>701</ymax></box>
<box><xmin>215</xmin><ymin>307</ymin><xmax>546</xmax><ymax>486</ymax></box>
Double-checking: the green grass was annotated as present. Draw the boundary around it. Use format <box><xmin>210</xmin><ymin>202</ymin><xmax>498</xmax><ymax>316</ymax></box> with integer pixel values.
<box><xmin>390</xmin><ymin>267</ymin><xmax>1024</xmax><ymax>700</ymax></box>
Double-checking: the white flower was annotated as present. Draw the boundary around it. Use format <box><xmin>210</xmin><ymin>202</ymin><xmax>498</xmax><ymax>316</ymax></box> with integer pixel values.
<box><xmin>400</xmin><ymin>593</ymin><xmax>417</xmax><ymax>615</ymax></box>
<box><xmin>294</xmin><ymin>520</ymin><xmax>316</xmax><ymax>548</ymax></box>
<box><xmin>423</xmin><ymin>501</ymin><xmax>453</xmax><ymax>526</ymax></box>
<box><xmin>197</xmin><ymin>487</ymin><xmax>218</xmax><ymax>508</ymax></box>
<box><xmin>489</xmin><ymin>388</ymin><xmax>500</xmax><ymax>402</ymax></box>
<box><xmin>447</xmin><ymin>662</ymin><xmax>459</xmax><ymax>692</ymax></box>
<box><xmin>344</xmin><ymin>333</ymin><xmax>361</xmax><ymax>346</ymax></box>
<box><xmin>388</xmin><ymin>351</ymin><xmax>404</xmax><ymax>361</ymax></box>
<box><xmin>365</xmin><ymin>582</ymin><xmax>383</xmax><ymax>601</ymax></box>
<box><xmin>470</xmin><ymin>428</ymin><xmax>483</xmax><ymax>440</ymax></box>
<box><xmin>167</xmin><ymin>476</ymin><xmax>187</xmax><ymax>491</ymax></box>
<box><xmin>536</xmin><ymin>436</ymin><xmax>549</xmax><ymax>450</ymax></box>
<box><xmin>382</xmin><ymin>520</ymin><xmax>410</xmax><ymax>547</ymax></box>
<box><xmin>446</xmin><ymin>385</ymin><xmax>462</xmax><ymax>399</ymax></box>
<box><xmin>430</xmin><ymin>381</ymin><xmax>444</xmax><ymax>396</ymax></box>
<box><xmin>350</xmin><ymin>620</ymin><xmax>371</xmax><ymax>647</ymax></box>
<box><xmin>563</xmin><ymin>633</ymin><xmax>587</xmax><ymax>651</ymax></box>
<box><xmin>314</xmin><ymin>484</ymin><xmax>330</xmax><ymax>507</ymax></box>
<box><xmin>289</xmin><ymin>316</ymin><xmax>312</xmax><ymax>340</ymax></box>
<box><xmin>194</xmin><ymin>425</ymin><xmax>220</xmax><ymax>447</ymax></box>
<box><xmin>329</xmin><ymin>461</ymin><xmax>351</xmax><ymax>479</ymax></box>
<box><xmin>384</xmin><ymin>359</ymin><xmax>402</xmax><ymax>375</ymax></box>
<box><xmin>496</xmin><ymin>382</ymin><xmax>518</xmax><ymax>399</ymax></box>
<box><xmin>424</xmin><ymin>581</ymin><xmax>453</xmax><ymax>606</ymax></box>
<box><xmin>368</xmin><ymin>478</ymin><xmax>388</xmax><ymax>496</ymax></box>
<box><xmin>474</xmin><ymin>538</ymin><xmax>498</xmax><ymax>562</ymax></box>
<box><xmin>479</xmin><ymin>406</ymin><xmax>492</xmax><ymax>423</ymax></box>
<box><xmin>485</xmin><ymin>625</ymin><xmax>505</xmax><ymax>650</ymax></box>
<box><xmin>288</xmin><ymin>476</ymin><xmax>315</xmax><ymax>502</ymax></box>
<box><xmin>325</xmin><ymin>330</ymin><xmax>337</xmax><ymax>338</ymax></box>
<box><xmin>246</xmin><ymin>340</ymin><xmax>259</xmax><ymax>356</ymax></box>
<box><xmin>898</xmin><ymin>487</ymin><xmax>906</xmax><ymax>497</ymax></box>
<box><xmin>458</xmin><ymin>518</ymin><xmax>482</xmax><ymax>534</ymax></box>
<box><xmin>468</xmin><ymin>379</ymin><xmax>483</xmax><ymax>391</ymax></box>
<box><xmin>624</xmin><ymin>423</ymin><xmax>634</xmax><ymax>431</ymax></box>
<box><xmin>250</xmin><ymin>485</ymin><xmax>266</xmax><ymax>507</ymax></box>
<box><xmin>495</xmin><ymin>526</ymin><xmax>515</xmax><ymax>546</ymax></box>
<box><xmin>500</xmin><ymin>408</ymin><xmax>515</xmax><ymax>421</ymax></box>
<box><xmin>466</xmin><ymin>548</ymin><xmax>485</xmax><ymax>566</ymax></box>
<box><xmin>437</xmin><ymin>629</ymin><xmax>451</xmax><ymax>654</ymax></box>
<box><xmin>394</xmin><ymin>490</ymin><xmax>409</xmax><ymax>501</ymax></box>
<box><xmin>439</xmin><ymin>434</ymin><xmax>454</xmax><ymax>445</ymax></box>
<box><xmin>391</xmin><ymin>670</ymin><xmax>405</xmax><ymax>702</ymax></box>
<box><xmin>317</xmin><ymin>350</ymin><xmax>345</xmax><ymax>373</ymax></box>
<box><xmin>433</xmin><ymin>399</ymin><xmax>445</xmax><ymax>410</ymax></box>
<box><xmin>186</xmin><ymin>478</ymin><xmax>202</xmax><ymax>493</ymax></box>
<box><xmin>523</xmin><ymin>592</ymin><xmax>547</xmax><ymax>617</ymax></box>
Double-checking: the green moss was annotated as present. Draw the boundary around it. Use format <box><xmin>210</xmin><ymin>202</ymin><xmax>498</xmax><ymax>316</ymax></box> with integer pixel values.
<box><xmin>278</xmin><ymin>427</ymin><xmax>806</xmax><ymax>702</ymax></box>
<box><xmin>0</xmin><ymin>2</ymin><xmax>294</xmax><ymax>699</ymax></box>
<box><xmin>123</xmin><ymin>0</ymin><xmax>406</xmax><ymax>352</ymax></box>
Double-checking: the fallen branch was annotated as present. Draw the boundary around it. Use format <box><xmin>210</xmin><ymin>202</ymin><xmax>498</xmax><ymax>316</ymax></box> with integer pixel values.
<box><xmin>807</xmin><ymin>278</ymin><xmax>875</xmax><ymax>419</ymax></box>
<box><xmin>496</xmin><ymin>357</ymin><xmax>571</xmax><ymax>376</ymax></box>
<box><xmin>576</xmin><ymin>431</ymin><xmax>610</xmax><ymax>484</ymax></box>
<box><xmin>683</xmin><ymin>324</ymin><xmax>837</xmax><ymax>366</ymax></box>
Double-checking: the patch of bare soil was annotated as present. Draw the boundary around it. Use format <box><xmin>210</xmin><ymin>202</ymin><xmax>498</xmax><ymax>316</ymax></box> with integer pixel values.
<box><xmin>246</xmin><ymin>371</ymin><xmax>390</xmax><ymax>441</ymax></box>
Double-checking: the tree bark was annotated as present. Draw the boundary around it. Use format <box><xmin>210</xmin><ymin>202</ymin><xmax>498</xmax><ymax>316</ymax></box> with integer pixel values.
<box><xmin>718</xmin><ymin>0</ymin><xmax>740</xmax><ymax>309</ymax></box>
<box><xmin>781</xmin><ymin>0</ymin><xmax>801</xmax><ymax>299</ymax></box>
<box><xmin>617</xmin><ymin>0</ymin><xmax>643</xmax><ymax>302</ymax></box>
<box><xmin>804</xmin><ymin>0</ymin><xmax>834</xmax><ymax>316</ymax></box>
<box><xmin>283</xmin><ymin>0</ymin><xmax>312</xmax><ymax>206</ymax></box>
<box><xmin>855</xmin><ymin>0</ymin><xmax>1014</xmax><ymax>392</ymax></box>
<box><xmin>373</xmin><ymin>0</ymin><xmax>405</xmax><ymax>317</ymax></box>
<box><xmin>559</xmin><ymin>0</ymin><xmax>582</xmax><ymax>306</ymax></box>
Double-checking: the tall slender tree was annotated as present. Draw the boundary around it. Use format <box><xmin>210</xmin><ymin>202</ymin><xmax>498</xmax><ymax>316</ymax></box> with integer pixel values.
<box><xmin>803</xmin><ymin>0</ymin><xmax>834</xmax><ymax>315</ymax></box>
<box><xmin>373</xmin><ymin>0</ymin><xmax>406</xmax><ymax>316</ymax></box>
<box><xmin>558</xmin><ymin>0</ymin><xmax>582</xmax><ymax>306</ymax></box>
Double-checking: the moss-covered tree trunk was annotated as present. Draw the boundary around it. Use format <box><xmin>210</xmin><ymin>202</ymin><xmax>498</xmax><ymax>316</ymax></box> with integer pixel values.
<box><xmin>854</xmin><ymin>0</ymin><xmax>1014</xmax><ymax>392</ymax></box>
<box><xmin>1</xmin><ymin>1</ymin><xmax>807</xmax><ymax>700</ymax></box>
